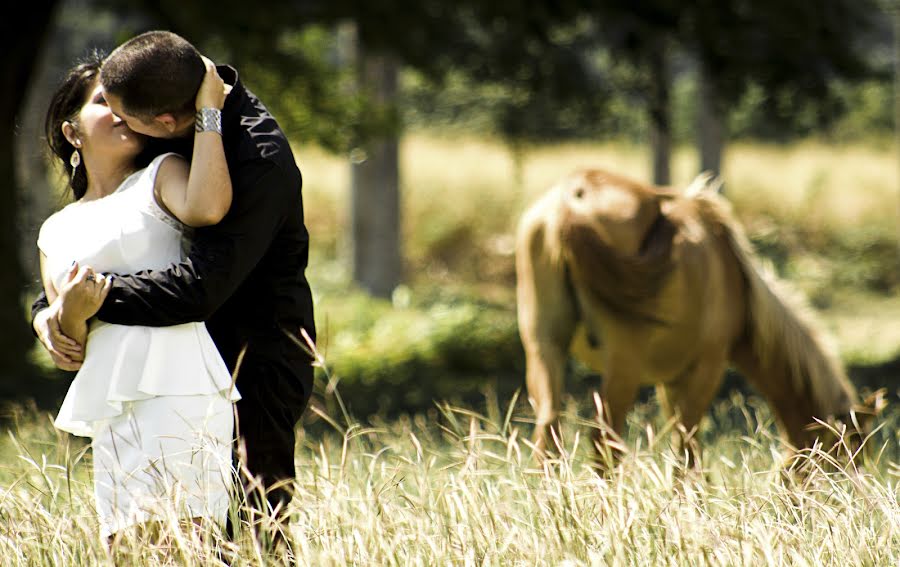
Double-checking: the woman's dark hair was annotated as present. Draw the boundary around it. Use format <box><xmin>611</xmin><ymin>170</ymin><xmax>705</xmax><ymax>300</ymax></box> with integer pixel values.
<box><xmin>101</xmin><ymin>30</ymin><xmax>204</xmax><ymax>119</ymax></box>
<box><xmin>44</xmin><ymin>51</ymin><xmax>104</xmax><ymax>201</ymax></box>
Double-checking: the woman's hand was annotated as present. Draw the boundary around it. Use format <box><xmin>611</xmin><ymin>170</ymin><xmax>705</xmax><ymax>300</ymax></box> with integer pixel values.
<box><xmin>59</xmin><ymin>264</ymin><xmax>112</xmax><ymax>323</ymax></box>
<box><xmin>162</xmin><ymin>54</ymin><xmax>233</xmax><ymax>228</ymax></box>
<box><xmin>195</xmin><ymin>56</ymin><xmax>226</xmax><ymax>111</ymax></box>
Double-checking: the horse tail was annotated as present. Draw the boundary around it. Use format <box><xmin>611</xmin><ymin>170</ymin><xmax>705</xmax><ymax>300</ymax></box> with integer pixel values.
<box><xmin>694</xmin><ymin>192</ymin><xmax>857</xmax><ymax>424</ymax></box>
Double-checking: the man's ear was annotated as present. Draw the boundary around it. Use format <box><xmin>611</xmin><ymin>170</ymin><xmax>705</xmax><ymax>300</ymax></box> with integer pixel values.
<box><xmin>154</xmin><ymin>113</ymin><xmax>179</xmax><ymax>134</ymax></box>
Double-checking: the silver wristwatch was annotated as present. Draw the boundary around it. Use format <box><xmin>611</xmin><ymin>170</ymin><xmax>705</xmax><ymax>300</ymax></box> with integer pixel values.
<box><xmin>195</xmin><ymin>107</ymin><xmax>222</xmax><ymax>134</ymax></box>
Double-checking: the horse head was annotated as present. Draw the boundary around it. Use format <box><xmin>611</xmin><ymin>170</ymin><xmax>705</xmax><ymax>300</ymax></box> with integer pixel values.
<box><xmin>799</xmin><ymin>388</ymin><xmax>888</xmax><ymax>463</ymax></box>
<box><xmin>557</xmin><ymin>168</ymin><xmax>677</xmax><ymax>324</ymax></box>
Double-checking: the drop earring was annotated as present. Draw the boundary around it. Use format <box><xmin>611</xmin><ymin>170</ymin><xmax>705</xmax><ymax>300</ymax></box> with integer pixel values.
<box><xmin>69</xmin><ymin>148</ymin><xmax>81</xmax><ymax>179</ymax></box>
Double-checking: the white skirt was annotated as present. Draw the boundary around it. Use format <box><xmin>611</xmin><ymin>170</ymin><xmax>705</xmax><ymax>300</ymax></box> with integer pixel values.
<box><xmin>91</xmin><ymin>393</ymin><xmax>236</xmax><ymax>538</ymax></box>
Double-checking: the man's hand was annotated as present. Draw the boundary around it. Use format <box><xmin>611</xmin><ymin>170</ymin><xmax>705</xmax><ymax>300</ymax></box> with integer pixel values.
<box><xmin>33</xmin><ymin>302</ymin><xmax>83</xmax><ymax>371</ymax></box>
<box><xmin>195</xmin><ymin>56</ymin><xmax>226</xmax><ymax>111</ymax></box>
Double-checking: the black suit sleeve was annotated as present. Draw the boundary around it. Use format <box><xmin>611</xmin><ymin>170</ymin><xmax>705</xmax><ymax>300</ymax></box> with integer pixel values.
<box><xmin>30</xmin><ymin>291</ymin><xmax>50</xmax><ymax>336</ymax></box>
<box><xmin>96</xmin><ymin>161</ymin><xmax>290</xmax><ymax>326</ymax></box>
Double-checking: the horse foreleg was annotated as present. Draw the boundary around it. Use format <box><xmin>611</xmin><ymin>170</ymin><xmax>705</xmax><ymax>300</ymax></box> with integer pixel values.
<box><xmin>656</xmin><ymin>353</ymin><xmax>728</xmax><ymax>469</ymax></box>
<box><xmin>593</xmin><ymin>353</ymin><xmax>641</xmax><ymax>471</ymax></box>
<box><xmin>524</xmin><ymin>343</ymin><xmax>568</xmax><ymax>457</ymax></box>
<box><xmin>516</xmin><ymin>210</ymin><xmax>577</xmax><ymax>460</ymax></box>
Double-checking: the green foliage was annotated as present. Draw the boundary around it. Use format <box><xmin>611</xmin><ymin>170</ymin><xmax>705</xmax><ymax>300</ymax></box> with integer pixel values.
<box><xmin>780</xmin><ymin>226</ymin><xmax>900</xmax><ymax>301</ymax></box>
<box><xmin>215</xmin><ymin>27</ymin><xmax>361</xmax><ymax>154</ymax></box>
<box><xmin>686</xmin><ymin>0</ymin><xmax>885</xmax><ymax>103</ymax></box>
<box><xmin>313</xmin><ymin>284</ymin><xmax>525</xmax><ymax>417</ymax></box>
<box><xmin>403</xmin><ymin>65</ymin><xmax>895</xmax><ymax>145</ymax></box>
<box><xmin>117</xmin><ymin>0</ymin><xmax>889</xmax><ymax>150</ymax></box>
<box><xmin>201</xmin><ymin>25</ymin><xmax>400</xmax><ymax>154</ymax></box>
<box><xmin>827</xmin><ymin>80</ymin><xmax>895</xmax><ymax>140</ymax></box>
<box><xmin>402</xmin><ymin>49</ymin><xmax>644</xmax><ymax>144</ymax></box>
<box><xmin>402</xmin><ymin>69</ymin><xmax>600</xmax><ymax>142</ymax></box>
<box><xmin>728</xmin><ymin>79</ymin><xmax>895</xmax><ymax>142</ymax></box>
<box><xmin>126</xmin><ymin>4</ymin><xmax>401</xmax><ymax>153</ymax></box>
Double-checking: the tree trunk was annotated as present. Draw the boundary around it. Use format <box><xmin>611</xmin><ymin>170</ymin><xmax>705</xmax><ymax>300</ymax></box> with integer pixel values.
<box><xmin>647</xmin><ymin>44</ymin><xmax>671</xmax><ymax>186</ymax></box>
<box><xmin>350</xmin><ymin>37</ymin><xmax>402</xmax><ymax>299</ymax></box>
<box><xmin>0</xmin><ymin>3</ymin><xmax>59</xmax><ymax>394</ymax></box>
<box><xmin>894</xmin><ymin>3</ymin><xmax>900</xmax><ymax>256</ymax></box>
<box><xmin>510</xmin><ymin>138</ymin><xmax>526</xmax><ymax>194</ymax></box>
<box><xmin>18</xmin><ymin>58</ymin><xmax>59</xmax><ymax>292</ymax></box>
<box><xmin>697</xmin><ymin>63</ymin><xmax>725</xmax><ymax>182</ymax></box>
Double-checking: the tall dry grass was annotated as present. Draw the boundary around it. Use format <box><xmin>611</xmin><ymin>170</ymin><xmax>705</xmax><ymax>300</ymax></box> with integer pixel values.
<box><xmin>2</xmin><ymin>391</ymin><xmax>899</xmax><ymax>565</ymax></box>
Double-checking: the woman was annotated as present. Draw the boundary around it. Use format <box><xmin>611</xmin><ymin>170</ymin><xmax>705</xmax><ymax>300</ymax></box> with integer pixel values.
<box><xmin>38</xmin><ymin>53</ymin><xmax>239</xmax><ymax>540</ymax></box>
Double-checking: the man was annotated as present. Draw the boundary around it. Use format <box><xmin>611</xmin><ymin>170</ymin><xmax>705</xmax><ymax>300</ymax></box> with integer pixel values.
<box><xmin>32</xmin><ymin>30</ymin><xmax>316</xmax><ymax>520</ymax></box>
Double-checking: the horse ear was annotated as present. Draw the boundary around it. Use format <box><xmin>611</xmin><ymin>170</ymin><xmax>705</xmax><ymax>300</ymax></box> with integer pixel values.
<box><xmin>862</xmin><ymin>388</ymin><xmax>888</xmax><ymax>416</ymax></box>
<box><xmin>848</xmin><ymin>388</ymin><xmax>888</xmax><ymax>433</ymax></box>
<box><xmin>683</xmin><ymin>171</ymin><xmax>723</xmax><ymax>198</ymax></box>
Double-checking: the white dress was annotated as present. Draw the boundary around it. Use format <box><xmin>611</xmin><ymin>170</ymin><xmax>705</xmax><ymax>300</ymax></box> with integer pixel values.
<box><xmin>38</xmin><ymin>153</ymin><xmax>241</xmax><ymax>537</ymax></box>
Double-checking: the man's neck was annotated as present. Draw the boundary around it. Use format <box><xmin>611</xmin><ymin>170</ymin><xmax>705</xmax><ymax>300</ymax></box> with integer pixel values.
<box><xmin>172</xmin><ymin>117</ymin><xmax>195</xmax><ymax>139</ymax></box>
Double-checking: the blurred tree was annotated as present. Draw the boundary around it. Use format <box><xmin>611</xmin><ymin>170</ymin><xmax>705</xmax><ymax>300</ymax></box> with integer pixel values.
<box><xmin>348</xmin><ymin>30</ymin><xmax>403</xmax><ymax>298</ymax></box>
<box><xmin>584</xmin><ymin>1</ymin><xmax>681</xmax><ymax>184</ymax></box>
<box><xmin>19</xmin><ymin>2</ymin><xmax>149</xmax><ymax>293</ymax></box>
<box><xmin>9</xmin><ymin>0</ymin><xmax>889</xmax><ymax>319</ymax></box>
<box><xmin>685</xmin><ymin>0</ymin><xmax>882</xmax><ymax>177</ymax></box>
<box><xmin>1</xmin><ymin>2</ymin><xmax>60</xmax><ymax>393</ymax></box>
<box><xmin>440</xmin><ymin>4</ymin><xmax>609</xmax><ymax>186</ymax></box>
<box><xmin>124</xmin><ymin>1</ymin><xmax>418</xmax><ymax>298</ymax></box>
<box><xmin>123</xmin><ymin>1</ymin><xmax>609</xmax><ymax>296</ymax></box>
<box><xmin>569</xmin><ymin>0</ymin><xmax>881</xmax><ymax>181</ymax></box>
<box><xmin>403</xmin><ymin>1</ymin><xmax>884</xmax><ymax>183</ymax></box>
<box><xmin>890</xmin><ymin>0</ymin><xmax>900</xmax><ymax>256</ymax></box>
<box><xmin>324</xmin><ymin>2</ymin><xmax>608</xmax><ymax>289</ymax></box>
<box><xmin>895</xmin><ymin>0</ymin><xmax>900</xmax><ymax>254</ymax></box>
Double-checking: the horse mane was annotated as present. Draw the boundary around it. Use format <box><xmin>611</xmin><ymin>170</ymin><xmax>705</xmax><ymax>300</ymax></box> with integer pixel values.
<box><xmin>691</xmin><ymin>191</ymin><xmax>856</xmax><ymax>417</ymax></box>
<box><xmin>559</xmin><ymin>199</ymin><xmax>677</xmax><ymax>324</ymax></box>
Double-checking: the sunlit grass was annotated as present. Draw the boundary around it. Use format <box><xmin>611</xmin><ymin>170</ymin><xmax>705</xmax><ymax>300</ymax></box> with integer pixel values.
<box><xmin>298</xmin><ymin>134</ymin><xmax>899</xmax><ymax>251</ymax></box>
<box><xmin>2</xmin><ymin>390</ymin><xmax>899</xmax><ymax>565</ymax></box>
<box><xmin>725</xmin><ymin>140</ymin><xmax>898</xmax><ymax>232</ymax></box>
<box><xmin>824</xmin><ymin>290</ymin><xmax>900</xmax><ymax>366</ymax></box>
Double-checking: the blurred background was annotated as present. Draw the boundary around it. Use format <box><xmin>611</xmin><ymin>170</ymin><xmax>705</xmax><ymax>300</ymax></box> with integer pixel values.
<box><xmin>4</xmin><ymin>0</ymin><xmax>900</xmax><ymax>419</ymax></box>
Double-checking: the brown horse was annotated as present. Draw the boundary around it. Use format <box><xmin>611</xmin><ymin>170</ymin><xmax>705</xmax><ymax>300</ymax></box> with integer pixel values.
<box><xmin>516</xmin><ymin>168</ymin><xmax>879</xmax><ymax>466</ymax></box>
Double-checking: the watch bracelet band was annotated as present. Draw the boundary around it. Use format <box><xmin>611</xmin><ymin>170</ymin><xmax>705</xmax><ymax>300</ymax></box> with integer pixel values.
<box><xmin>195</xmin><ymin>107</ymin><xmax>222</xmax><ymax>134</ymax></box>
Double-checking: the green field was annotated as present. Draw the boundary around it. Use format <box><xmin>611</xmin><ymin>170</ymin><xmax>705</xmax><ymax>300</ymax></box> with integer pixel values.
<box><xmin>10</xmin><ymin>136</ymin><xmax>900</xmax><ymax>564</ymax></box>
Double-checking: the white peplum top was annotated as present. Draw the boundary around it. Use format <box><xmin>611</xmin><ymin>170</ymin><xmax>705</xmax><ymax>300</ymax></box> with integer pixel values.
<box><xmin>37</xmin><ymin>153</ymin><xmax>240</xmax><ymax>437</ymax></box>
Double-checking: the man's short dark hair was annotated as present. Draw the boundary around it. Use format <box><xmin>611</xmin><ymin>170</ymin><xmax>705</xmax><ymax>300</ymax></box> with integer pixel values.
<box><xmin>101</xmin><ymin>30</ymin><xmax>205</xmax><ymax>119</ymax></box>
